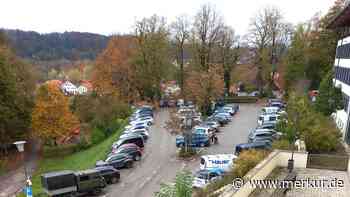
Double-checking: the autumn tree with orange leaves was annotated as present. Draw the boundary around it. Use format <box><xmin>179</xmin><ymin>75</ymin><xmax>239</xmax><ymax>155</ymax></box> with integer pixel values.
<box><xmin>91</xmin><ymin>36</ymin><xmax>138</xmax><ymax>102</ymax></box>
<box><xmin>185</xmin><ymin>65</ymin><xmax>224</xmax><ymax>114</ymax></box>
<box><xmin>31</xmin><ymin>83</ymin><xmax>80</xmax><ymax>145</ymax></box>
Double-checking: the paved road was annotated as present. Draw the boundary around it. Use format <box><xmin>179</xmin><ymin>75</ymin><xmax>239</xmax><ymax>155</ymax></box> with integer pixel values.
<box><xmin>103</xmin><ymin>104</ymin><xmax>261</xmax><ymax>197</ymax></box>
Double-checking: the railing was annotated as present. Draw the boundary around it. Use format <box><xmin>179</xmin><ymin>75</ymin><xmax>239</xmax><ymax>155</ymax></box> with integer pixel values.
<box><xmin>307</xmin><ymin>154</ymin><xmax>349</xmax><ymax>171</ymax></box>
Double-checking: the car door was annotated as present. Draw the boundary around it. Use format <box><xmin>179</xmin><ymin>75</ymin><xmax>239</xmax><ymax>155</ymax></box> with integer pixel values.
<box><xmin>109</xmin><ymin>155</ymin><xmax>123</xmax><ymax>168</ymax></box>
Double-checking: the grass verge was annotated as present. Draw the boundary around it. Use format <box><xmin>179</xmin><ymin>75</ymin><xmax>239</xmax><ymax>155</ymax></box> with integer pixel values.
<box><xmin>28</xmin><ymin>119</ymin><xmax>126</xmax><ymax>196</ymax></box>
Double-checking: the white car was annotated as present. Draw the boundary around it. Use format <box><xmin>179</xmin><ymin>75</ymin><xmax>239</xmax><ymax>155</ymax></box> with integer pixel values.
<box><xmin>192</xmin><ymin>169</ymin><xmax>223</xmax><ymax>188</ymax></box>
<box><xmin>130</xmin><ymin>117</ymin><xmax>154</xmax><ymax>126</ymax></box>
<box><xmin>121</xmin><ymin>129</ymin><xmax>149</xmax><ymax>137</ymax></box>
<box><xmin>223</xmin><ymin>106</ymin><xmax>235</xmax><ymax>115</ymax></box>
<box><xmin>124</xmin><ymin>123</ymin><xmax>150</xmax><ymax>130</ymax></box>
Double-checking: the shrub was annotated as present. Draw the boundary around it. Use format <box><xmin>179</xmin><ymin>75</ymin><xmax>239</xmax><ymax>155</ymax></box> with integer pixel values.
<box><xmin>43</xmin><ymin>144</ymin><xmax>77</xmax><ymax>158</ymax></box>
<box><xmin>178</xmin><ymin>147</ymin><xmax>197</xmax><ymax>158</ymax></box>
<box><xmin>232</xmin><ymin>150</ymin><xmax>268</xmax><ymax>178</ymax></box>
<box><xmin>304</xmin><ymin>115</ymin><xmax>342</xmax><ymax>153</ymax></box>
<box><xmin>91</xmin><ymin>127</ymin><xmax>106</xmax><ymax>145</ymax></box>
<box><xmin>272</xmin><ymin>139</ymin><xmax>295</xmax><ymax>150</ymax></box>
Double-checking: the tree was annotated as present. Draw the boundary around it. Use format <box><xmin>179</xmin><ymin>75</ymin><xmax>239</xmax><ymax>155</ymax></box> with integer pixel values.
<box><xmin>247</xmin><ymin>6</ymin><xmax>290</xmax><ymax>92</ymax></box>
<box><xmin>67</xmin><ymin>68</ymin><xmax>81</xmax><ymax>84</ymax></box>
<box><xmin>92</xmin><ymin>35</ymin><xmax>138</xmax><ymax>102</ymax></box>
<box><xmin>315</xmin><ymin>71</ymin><xmax>343</xmax><ymax>116</ymax></box>
<box><xmin>185</xmin><ymin>65</ymin><xmax>224</xmax><ymax>114</ymax></box>
<box><xmin>31</xmin><ymin>83</ymin><xmax>80</xmax><ymax>144</ymax></box>
<box><xmin>0</xmin><ymin>39</ymin><xmax>35</xmax><ymax>154</ymax></box>
<box><xmin>285</xmin><ymin>24</ymin><xmax>310</xmax><ymax>89</ymax></box>
<box><xmin>279</xmin><ymin>92</ymin><xmax>341</xmax><ymax>153</ymax></box>
<box><xmin>247</xmin><ymin>7</ymin><xmax>271</xmax><ymax>93</ymax></box>
<box><xmin>216</xmin><ymin>26</ymin><xmax>238</xmax><ymax>96</ymax></box>
<box><xmin>134</xmin><ymin>15</ymin><xmax>171</xmax><ymax>100</ymax></box>
<box><xmin>192</xmin><ymin>3</ymin><xmax>224</xmax><ymax>71</ymax></box>
<box><xmin>156</xmin><ymin>171</ymin><xmax>193</xmax><ymax>197</ymax></box>
<box><xmin>171</xmin><ymin>15</ymin><xmax>191</xmax><ymax>97</ymax></box>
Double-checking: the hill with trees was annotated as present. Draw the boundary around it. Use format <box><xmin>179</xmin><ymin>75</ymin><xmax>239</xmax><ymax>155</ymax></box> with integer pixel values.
<box><xmin>1</xmin><ymin>29</ymin><xmax>109</xmax><ymax>61</ymax></box>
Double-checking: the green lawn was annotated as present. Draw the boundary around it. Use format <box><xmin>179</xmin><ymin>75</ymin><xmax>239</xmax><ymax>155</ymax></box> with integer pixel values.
<box><xmin>29</xmin><ymin>120</ymin><xmax>126</xmax><ymax>196</ymax></box>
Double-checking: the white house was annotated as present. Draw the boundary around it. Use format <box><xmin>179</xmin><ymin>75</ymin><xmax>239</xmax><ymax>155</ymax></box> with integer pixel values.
<box><xmin>328</xmin><ymin>3</ymin><xmax>350</xmax><ymax>144</ymax></box>
<box><xmin>77</xmin><ymin>85</ymin><xmax>88</xmax><ymax>95</ymax></box>
<box><xmin>61</xmin><ymin>81</ymin><xmax>78</xmax><ymax>95</ymax></box>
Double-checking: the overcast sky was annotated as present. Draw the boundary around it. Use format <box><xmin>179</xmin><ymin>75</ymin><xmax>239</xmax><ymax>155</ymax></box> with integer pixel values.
<box><xmin>0</xmin><ymin>0</ymin><xmax>336</xmax><ymax>36</ymax></box>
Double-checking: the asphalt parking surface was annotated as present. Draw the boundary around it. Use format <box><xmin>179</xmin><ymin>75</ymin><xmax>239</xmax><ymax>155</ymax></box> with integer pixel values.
<box><xmin>102</xmin><ymin>103</ymin><xmax>262</xmax><ymax>197</ymax></box>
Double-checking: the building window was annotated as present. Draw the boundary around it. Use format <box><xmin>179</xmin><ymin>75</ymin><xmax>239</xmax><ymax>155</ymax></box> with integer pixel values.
<box><xmin>337</xmin><ymin>43</ymin><xmax>350</xmax><ymax>59</ymax></box>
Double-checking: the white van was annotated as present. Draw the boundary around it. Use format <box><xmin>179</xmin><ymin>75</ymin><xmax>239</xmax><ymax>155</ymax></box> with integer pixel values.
<box><xmin>261</xmin><ymin>106</ymin><xmax>280</xmax><ymax>115</ymax></box>
<box><xmin>257</xmin><ymin>114</ymin><xmax>280</xmax><ymax>126</ymax></box>
<box><xmin>200</xmin><ymin>154</ymin><xmax>237</xmax><ymax>172</ymax></box>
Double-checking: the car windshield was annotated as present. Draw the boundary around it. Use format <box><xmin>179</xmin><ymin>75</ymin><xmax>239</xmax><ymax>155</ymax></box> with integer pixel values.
<box><xmin>195</xmin><ymin>128</ymin><xmax>206</xmax><ymax>133</ymax></box>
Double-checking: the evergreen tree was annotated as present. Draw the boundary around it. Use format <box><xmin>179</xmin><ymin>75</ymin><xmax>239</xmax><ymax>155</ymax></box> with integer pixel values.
<box><xmin>315</xmin><ymin>71</ymin><xmax>343</xmax><ymax>116</ymax></box>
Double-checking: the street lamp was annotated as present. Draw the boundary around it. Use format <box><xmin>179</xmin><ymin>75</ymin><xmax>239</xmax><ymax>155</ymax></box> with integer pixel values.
<box><xmin>14</xmin><ymin>141</ymin><xmax>32</xmax><ymax>197</ymax></box>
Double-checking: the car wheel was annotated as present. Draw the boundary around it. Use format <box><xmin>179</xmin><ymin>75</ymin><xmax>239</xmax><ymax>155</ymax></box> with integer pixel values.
<box><xmin>111</xmin><ymin>177</ymin><xmax>119</xmax><ymax>184</ymax></box>
<box><xmin>134</xmin><ymin>154</ymin><xmax>141</xmax><ymax>161</ymax></box>
<box><xmin>126</xmin><ymin>160</ymin><xmax>133</xmax><ymax>168</ymax></box>
<box><xmin>147</xmin><ymin>122</ymin><xmax>152</xmax><ymax>126</ymax></box>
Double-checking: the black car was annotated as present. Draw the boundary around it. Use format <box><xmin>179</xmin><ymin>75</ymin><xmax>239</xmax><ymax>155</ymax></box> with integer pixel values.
<box><xmin>111</xmin><ymin>145</ymin><xmax>142</xmax><ymax>161</ymax></box>
<box><xmin>235</xmin><ymin>142</ymin><xmax>271</xmax><ymax>155</ymax></box>
<box><xmin>94</xmin><ymin>166</ymin><xmax>120</xmax><ymax>184</ymax></box>
<box><xmin>96</xmin><ymin>153</ymin><xmax>134</xmax><ymax>169</ymax></box>
<box><xmin>113</xmin><ymin>135</ymin><xmax>145</xmax><ymax>149</ymax></box>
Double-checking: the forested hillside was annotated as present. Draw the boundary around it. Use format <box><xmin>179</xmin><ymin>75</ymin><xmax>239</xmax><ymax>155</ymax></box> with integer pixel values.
<box><xmin>2</xmin><ymin>29</ymin><xmax>109</xmax><ymax>61</ymax></box>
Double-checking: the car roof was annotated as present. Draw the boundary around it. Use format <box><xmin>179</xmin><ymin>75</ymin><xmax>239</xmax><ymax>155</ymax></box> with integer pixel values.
<box><xmin>201</xmin><ymin>154</ymin><xmax>237</xmax><ymax>161</ymax></box>
<box><xmin>118</xmin><ymin>143</ymin><xmax>139</xmax><ymax>149</ymax></box>
<box><xmin>254</xmin><ymin>128</ymin><xmax>274</xmax><ymax>132</ymax></box>
<box><xmin>94</xmin><ymin>166</ymin><xmax>117</xmax><ymax>171</ymax></box>
<box><xmin>117</xmin><ymin>134</ymin><xmax>143</xmax><ymax>141</ymax></box>
<box><xmin>42</xmin><ymin>170</ymin><xmax>75</xmax><ymax>178</ymax></box>
<box><xmin>75</xmin><ymin>169</ymin><xmax>99</xmax><ymax>176</ymax></box>
<box><xmin>236</xmin><ymin>142</ymin><xmax>268</xmax><ymax>148</ymax></box>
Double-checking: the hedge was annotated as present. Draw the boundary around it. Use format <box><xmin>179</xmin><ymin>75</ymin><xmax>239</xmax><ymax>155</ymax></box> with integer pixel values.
<box><xmin>224</xmin><ymin>96</ymin><xmax>258</xmax><ymax>103</ymax></box>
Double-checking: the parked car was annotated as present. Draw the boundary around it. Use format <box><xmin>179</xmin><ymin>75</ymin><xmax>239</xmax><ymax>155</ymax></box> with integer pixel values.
<box><xmin>192</xmin><ymin>169</ymin><xmax>223</xmax><ymax>188</ymax></box>
<box><xmin>222</xmin><ymin>106</ymin><xmax>235</xmax><ymax>115</ymax></box>
<box><xmin>119</xmin><ymin>132</ymin><xmax>148</xmax><ymax>142</ymax></box>
<box><xmin>248</xmin><ymin>129</ymin><xmax>277</xmax><ymax>143</ymax></box>
<box><xmin>257</xmin><ymin>114</ymin><xmax>281</xmax><ymax>126</ymax></box>
<box><xmin>193</xmin><ymin>126</ymin><xmax>215</xmax><ymax>138</ymax></box>
<box><xmin>125</xmin><ymin>125</ymin><xmax>149</xmax><ymax>132</ymax></box>
<box><xmin>94</xmin><ymin>166</ymin><xmax>120</xmax><ymax>184</ymax></box>
<box><xmin>113</xmin><ymin>135</ymin><xmax>145</xmax><ymax>149</ymax></box>
<box><xmin>125</xmin><ymin>122</ymin><xmax>150</xmax><ymax>130</ymax></box>
<box><xmin>269</xmin><ymin>102</ymin><xmax>285</xmax><ymax>109</ymax></box>
<box><xmin>261</xmin><ymin>106</ymin><xmax>280</xmax><ymax>114</ymax></box>
<box><xmin>110</xmin><ymin>144</ymin><xmax>142</xmax><ymax>161</ymax></box>
<box><xmin>203</xmin><ymin>121</ymin><xmax>220</xmax><ymax>132</ymax></box>
<box><xmin>96</xmin><ymin>153</ymin><xmax>134</xmax><ymax>169</ymax></box>
<box><xmin>213</xmin><ymin>113</ymin><xmax>231</xmax><ymax>122</ymax></box>
<box><xmin>257</xmin><ymin>123</ymin><xmax>276</xmax><ymax>130</ymax></box>
<box><xmin>207</xmin><ymin>116</ymin><xmax>228</xmax><ymax>126</ymax></box>
<box><xmin>234</xmin><ymin>142</ymin><xmax>272</xmax><ymax>155</ymax></box>
<box><xmin>176</xmin><ymin>133</ymin><xmax>210</xmax><ymax>147</ymax></box>
<box><xmin>41</xmin><ymin>169</ymin><xmax>107</xmax><ymax>197</ymax></box>
<box><xmin>130</xmin><ymin>116</ymin><xmax>154</xmax><ymax>126</ymax></box>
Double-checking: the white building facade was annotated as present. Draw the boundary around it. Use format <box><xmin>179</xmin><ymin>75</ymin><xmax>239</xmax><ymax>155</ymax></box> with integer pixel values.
<box><xmin>329</xmin><ymin>4</ymin><xmax>350</xmax><ymax>144</ymax></box>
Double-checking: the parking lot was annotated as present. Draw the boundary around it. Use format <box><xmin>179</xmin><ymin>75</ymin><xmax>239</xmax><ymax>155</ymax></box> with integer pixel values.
<box><xmin>102</xmin><ymin>103</ymin><xmax>262</xmax><ymax>197</ymax></box>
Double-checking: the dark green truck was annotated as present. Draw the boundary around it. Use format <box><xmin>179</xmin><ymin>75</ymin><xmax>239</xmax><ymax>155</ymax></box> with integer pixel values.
<box><xmin>41</xmin><ymin>169</ymin><xmax>107</xmax><ymax>197</ymax></box>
